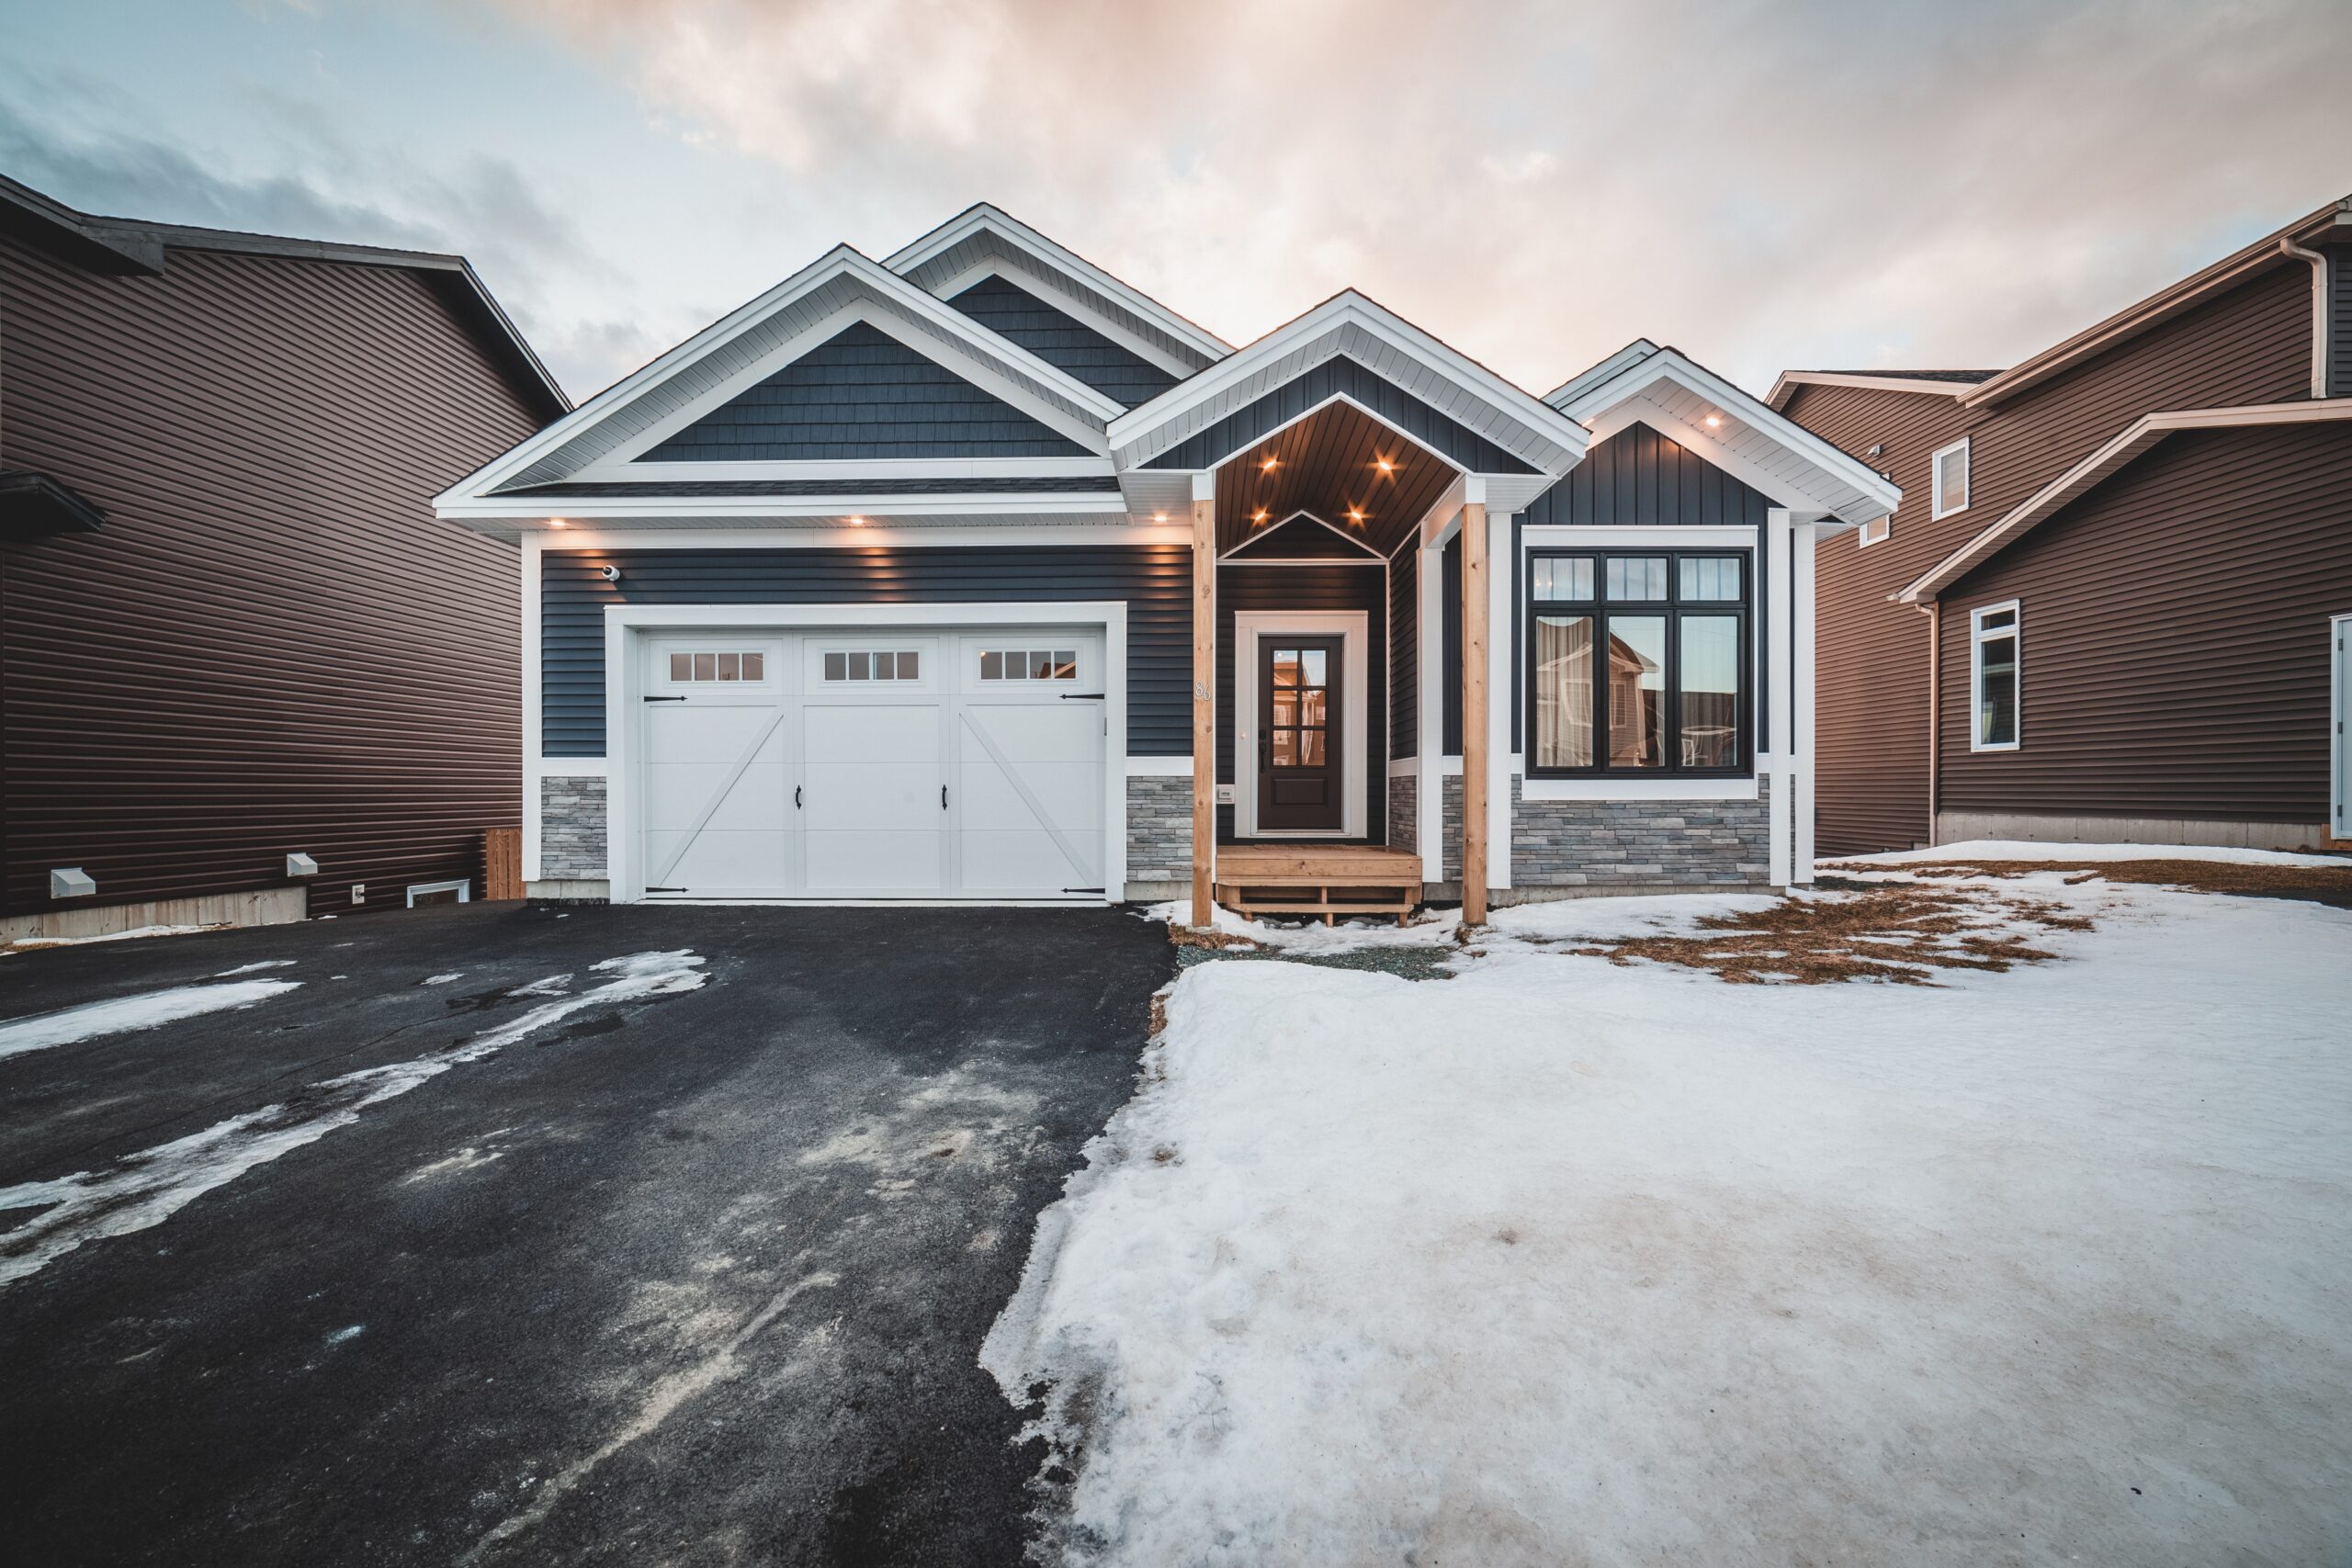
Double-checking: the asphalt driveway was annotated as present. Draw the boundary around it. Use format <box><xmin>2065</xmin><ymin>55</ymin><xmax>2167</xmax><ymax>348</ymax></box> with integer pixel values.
<box><xmin>0</xmin><ymin>901</ymin><xmax>1173</xmax><ymax>1567</ymax></box>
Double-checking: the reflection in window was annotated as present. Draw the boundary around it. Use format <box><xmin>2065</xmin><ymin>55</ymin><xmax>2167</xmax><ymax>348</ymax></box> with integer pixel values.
<box><xmin>1678</xmin><ymin>615</ymin><xmax>1741</xmax><ymax>767</ymax></box>
<box><xmin>978</xmin><ymin>649</ymin><xmax>1078</xmax><ymax>681</ymax></box>
<box><xmin>1972</xmin><ymin>604</ymin><xmax>2019</xmax><ymax>749</ymax></box>
<box><xmin>1532</xmin><ymin>557</ymin><xmax>1594</xmax><ymax>601</ymax></box>
<box><xmin>1605</xmin><ymin>557</ymin><xmax>1668</xmax><ymax>601</ymax></box>
<box><xmin>669</xmin><ymin>650</ymin><xmax>766</xmax><ymax>682</ymax></box>
<box><xmin>823</xmin><ymin>650</ymin><xmax>920</xmax><ymax>682</ymax></box>
<box><xmin>1678</xmin><ymin>557</ymin><xmax>1742</xmax><ymax>602</ymax></box>
<box><xmin>1607</xmin><ymin>616</ymin><xmax>1667</xmax><ymax>768</ymax></box>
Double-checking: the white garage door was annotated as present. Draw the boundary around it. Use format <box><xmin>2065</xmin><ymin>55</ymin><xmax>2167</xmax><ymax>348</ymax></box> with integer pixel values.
<box><xmin>634</xmin><ymin>627</ymin><xmax>1106</xmax><ymax>901</ymax></box>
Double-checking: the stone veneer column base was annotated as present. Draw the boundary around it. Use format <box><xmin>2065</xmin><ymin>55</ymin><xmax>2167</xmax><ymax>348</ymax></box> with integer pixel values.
<box><xmin>1509</xmin><ymin>775</ymin><xmax>1773</xmax><ymax>892</ymax></box>
<box><xmin>539</xmin><ymin>775</ymin><xmax>610</xmax><ymax>898</ymax></box>
<box><xmin>1124</xmin><ymin>773</ymin><xmax>1193</xmax><ymax>901</ymax></box>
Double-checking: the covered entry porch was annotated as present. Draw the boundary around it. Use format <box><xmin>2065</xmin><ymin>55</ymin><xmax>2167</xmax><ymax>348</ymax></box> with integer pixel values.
<box><xmin>1106</xmin><ymin>290</ymin><xmax>1592</xmax><ymax>925</ymax></box>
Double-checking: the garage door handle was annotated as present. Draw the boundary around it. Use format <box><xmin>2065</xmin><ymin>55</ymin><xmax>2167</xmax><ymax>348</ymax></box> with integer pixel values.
<box><xmin>795</xmin><ymin>785</ymin><xmax>803</xmax><ymax>809</ymax></box>
<box><xmin>644</xmin><ymin>695</ymin><xmax>686</xmax><ymax>703</ymax></box>
<box><xmin>1059</xmin><ymin>692</ymin><xmax>1105</xmax><ymax>700</ymax></box>
<box><xmin>942</xmin><ymin>785</ymin><xmax>949</xmax><ymax>809</ymax></box>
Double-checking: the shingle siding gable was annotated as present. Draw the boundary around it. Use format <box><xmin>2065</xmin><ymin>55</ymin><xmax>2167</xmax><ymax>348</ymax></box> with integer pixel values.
<box><xmin>947</xmin><ymin>275</ymin><xmax>1179</xmax><ymax>408</ymax></box>
<box><xmin>639</xmin><ymin>320</ymin><xmax>1089</xmax><ymax>461</ymax></box>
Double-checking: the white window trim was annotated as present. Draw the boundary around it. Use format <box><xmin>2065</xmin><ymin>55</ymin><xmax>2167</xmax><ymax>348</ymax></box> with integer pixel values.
<box><xmin>405</xmin><ymin>879</ymin><xmax>472</xmax><ymax>907</ymax></box>
<box><xmin>2331</xmin><ymin>612</ymin><xmax>2351</xmax><ymax>840</ymax></box>
<box><xmin>1231</xmin><ymin>610</ymin><xmax>1370</xmax><ymax>840</ymax></box>
<box><xmin>1858</xmin><ymin>515</ymin><xmax>1892</xmax><ymax>547</ymax></box>
<box><xmin>1931</xmin><ymin>436</ymin><xmax>1971</xmax><ymax>520</ymax></box>
<box><xmin>1969</xmin><ymin>599</ymin><xmax>2022</xmax><ymax>752</ymax></box>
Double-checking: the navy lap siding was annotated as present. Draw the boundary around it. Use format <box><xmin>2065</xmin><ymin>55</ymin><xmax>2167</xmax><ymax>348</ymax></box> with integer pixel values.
<box><xmin>948</xmin><ymin>275</ymin><xmax>1178</xmax><ymax>407</ymax></box>
<box><xmin>540</xmin><ymin>546</ymin><xmax>1189</xmax><ymax>756</ymax></box>
<box><xmin>639</xmin><ymin>321</ymin><xmax>1088</xmax><ymax>461</ymax></box>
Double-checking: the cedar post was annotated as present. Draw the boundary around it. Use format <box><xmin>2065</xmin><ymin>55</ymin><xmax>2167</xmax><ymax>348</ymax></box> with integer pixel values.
<box><xmin>1191</xmin><ymin>476</ymin><xmax>1217</xmax><ymax>926</ymax></box>
<box><xmin>1461</xmin><ymin>497</ymin><xmax>1488</xmax><ymax>924</ymax></box>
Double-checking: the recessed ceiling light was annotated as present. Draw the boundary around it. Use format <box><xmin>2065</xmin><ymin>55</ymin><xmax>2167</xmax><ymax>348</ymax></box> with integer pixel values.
<box><xmin>1154</xmin><ymin>511</ymin><xmax>1168</xmax><ymax>522</ymax></box>
<box><xmin>547</xmin><ymin>517</ymin><xmax>568</xmax><ymax>528</ymax></box>
<box><xmin>1704</xmin><ymin>413</ymin><xmax>1723</xmax><ymax>427</ymax></box>
<box><xmin>847</xmin><ymin>515</ymin><xmax>865</xmax><ymax>525</ymax></box>
<box><xmin>1252</xmin><ymin>508</ymin><xmax>1269</xmax><ymax>523</ymax></box>
<box><xmin>1347</xmin><ymin>507</ymin><xmax>1365</xmax><ymax>523</ymax></box>
<box><xmin>1374</xmin><ymin>457</ymin><xmax>1394</xmax><ymax>473</ymax></box>
<box><xmin>1261</xmin><ymin>456</ymin><xmax>1279</xmax><ymax>471</ymax></box>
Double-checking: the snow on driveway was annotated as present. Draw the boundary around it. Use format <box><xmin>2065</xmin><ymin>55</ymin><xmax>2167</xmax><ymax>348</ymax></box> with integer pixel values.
<box><xmin>0</xmin><ymin>978</ymin><xmax>303</xmax><ymax>1061</ymax></box>
<box><xmin>0</xmin><ymin>951</ymin><xmax>707</xmax><ymax>1287</ymax></box>
<box><xmin>988</xmin><ymin>872</ymin><xmax>2352</xmax><ymax>1565</ymax></box>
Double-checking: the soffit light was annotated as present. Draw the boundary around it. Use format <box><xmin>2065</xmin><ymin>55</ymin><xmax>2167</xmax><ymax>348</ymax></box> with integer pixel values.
<box><xmin>1252</xmin><ymin>508</ymin><xmax>1270</xmax><ymax>524</ymax></box>
<box><xmin>1260</xmin><ymin>455</ymin><xmax>1279</xmax><ymax>471</ymax></box>
<box><xmin>1374</xmin><ymin>457</ymin><xmax>1395</xmax><ymax>473</ymax></box>
<box><xmin>847</xmin><ymin>515</ymin><xmax>866</xmax><ymax>525</ymax></box>
<box><xmin>1704</xmin><ymin>412</ymin><xmax>1724</xmax><ymax>427</ymax></box>
<box><xmin>548</xmin><ymin>517</ymin><xmax>568</xmax><ymax>528</ymax></box>
<box><xmin>1347</xmin><ymin>506</ymin><xmax>1366</xmax><ymax>524</ymax></box>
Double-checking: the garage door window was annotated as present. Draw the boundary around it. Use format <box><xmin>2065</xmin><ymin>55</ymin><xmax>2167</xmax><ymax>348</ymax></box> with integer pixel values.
<box><xmin>979</xmin><ymin>649</ymin><xmax>1078</xmax><ymax>681</ymax></box>
<box><xmin>823</xmin><ymin>650</ymin><xmax>921</xmax><ymax>682</ymax></box>
<box><xmin>669</xmin><ymin>650</ymin><xmax>766</xmax><ymax>682</ymax></box>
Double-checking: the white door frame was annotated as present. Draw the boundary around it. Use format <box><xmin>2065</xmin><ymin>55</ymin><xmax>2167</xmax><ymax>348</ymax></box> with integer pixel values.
<box><xmin>604</xmin><ymin>601</ymin><xmax>1127</xmax><ymax>902</ymax></box>
<box><xmin>1232</xmin><ymin>609</ymin><xmax>1370</xmax><ymax>840</ymax></box>
<box><xmin>2333</xmin><ymin>612</ymin><xmax>2351</xmax><ymax>841</ymax></box>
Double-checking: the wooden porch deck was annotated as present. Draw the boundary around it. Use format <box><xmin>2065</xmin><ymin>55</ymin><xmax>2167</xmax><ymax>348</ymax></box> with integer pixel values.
<box><xmin>1213</xmin><ymin>844</ymin><xmax>1426</xmax><ymax>925</ymax></box>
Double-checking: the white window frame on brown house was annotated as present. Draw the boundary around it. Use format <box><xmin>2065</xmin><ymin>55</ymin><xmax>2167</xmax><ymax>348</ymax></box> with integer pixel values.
<box><xmin>1931</xmin><ymin>437</ymin><xmax>1972</xmax><ymax>520</ymax></box>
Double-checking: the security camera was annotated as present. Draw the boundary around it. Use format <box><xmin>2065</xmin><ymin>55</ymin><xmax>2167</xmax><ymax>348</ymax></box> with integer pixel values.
<box><xmin>599</xmin><ymin>564</ymin><xmax>622</xmax><ymax>584</ymax></box>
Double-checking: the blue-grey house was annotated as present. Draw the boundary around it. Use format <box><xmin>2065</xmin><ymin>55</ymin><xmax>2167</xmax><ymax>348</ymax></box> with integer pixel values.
<box><xmin>436</xmin><ymin>206</ymin><xmax>1896</xmax><ymax>920</ymax></box>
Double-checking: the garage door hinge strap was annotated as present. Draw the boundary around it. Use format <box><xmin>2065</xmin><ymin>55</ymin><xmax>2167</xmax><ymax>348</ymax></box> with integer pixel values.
<box><xmin>644</xmin><ymin>695</ymin><xmax>687</xmax><ymax>703</ymax></box>
<box><xmin>646</xmin><ymin>886</ymin><xmax>687</xmax><ymax>892</ymax></box>
<box><xmin>1059</xmin><ymin>693</ymin><xmax>1105</xmax><ymax>700</ymax></box>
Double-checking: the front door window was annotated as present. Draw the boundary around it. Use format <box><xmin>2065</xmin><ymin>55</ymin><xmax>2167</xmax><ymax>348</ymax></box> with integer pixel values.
<box><xmin>1260</xmin><ymin>638</ymin><xmax>1344</xmax><ymax>830</ymax></box>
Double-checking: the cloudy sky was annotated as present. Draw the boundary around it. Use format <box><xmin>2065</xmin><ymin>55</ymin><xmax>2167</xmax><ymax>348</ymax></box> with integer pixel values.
<box><xmin>6</xmin><ymin>0</ymin><xmax>2346</xmax><ymax>403</ymax></box>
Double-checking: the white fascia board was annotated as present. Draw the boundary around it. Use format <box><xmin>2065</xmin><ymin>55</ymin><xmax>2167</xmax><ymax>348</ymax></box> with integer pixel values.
<box><xmin>1540</xmin><ymin>339</ymin><xmax>1661</xmax><ymax>406</ymax></box>
<box><xmin>441</xmin><ymin>492</ymin><xmax>1128</xmax><ymax>523</ymax></box>
<box><xmin>565</xmin><ymin>457</ymin><xmax>1114</xmax><ymax>483</ymax></box>
<box><xmin>1765</xmin><ymin>370</ymin><xmax>1982</xmax><ymax>409</ymax></box>
<box><xmin>885</xmin><ymin>203</ymin><xmax>1233</xmax><ymax>363</ymax></box>
<box><xmin>1565</xmin><ymin>353</ymin><xmax>1901</xmax><ymax>521</ymax></box>
<box><xmin>517</xmin><ymin>524</ymin><xmax>1191</xmax><ymax>549</ymax></box>
<box><xmin>1894</xmin><ymin>396</ymin><xmax>2352</xmax><ymax>604</ymax></box>
<box><xmin>440</xmin><ymin>244</ymin><xmax>1125</xmax><ymax>507</ymax></box>
<box><xmin>1108</xmin><ymin>291</ymin><xmax>1589</xmax><ymax>470</ymax></box>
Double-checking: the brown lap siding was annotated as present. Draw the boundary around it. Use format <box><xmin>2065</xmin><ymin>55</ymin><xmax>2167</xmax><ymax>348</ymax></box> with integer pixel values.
<box><xmin>1935</xmin><ymin>422</ymin><xmax>2352</xmax><ymax>824</ymax></box>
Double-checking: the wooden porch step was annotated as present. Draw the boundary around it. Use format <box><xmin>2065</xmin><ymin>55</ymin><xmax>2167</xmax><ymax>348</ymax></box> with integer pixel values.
<box><xmin>1211</xmin><ymin>845</ymin><xmax>1425</xmax><ymax>927</ymax></box>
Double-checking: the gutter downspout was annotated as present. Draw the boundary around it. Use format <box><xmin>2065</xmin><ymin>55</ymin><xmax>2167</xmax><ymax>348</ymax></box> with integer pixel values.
<box><xmin>1918</xmin><ymin>601</ymin><xmax>1939</xmax><ymax>847</ymax></box>
<box><xmin>2279</xmin><ymin>237</ymin><xmax>2329</xmax><ymax>400</ymax></box>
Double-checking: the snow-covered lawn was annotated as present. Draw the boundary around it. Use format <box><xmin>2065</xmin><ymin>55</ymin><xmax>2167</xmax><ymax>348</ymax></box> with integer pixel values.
<box><xmin>989</xmin><ymin>855</ymin><xmax>2352</xmax><ymax>1564</ymax></box>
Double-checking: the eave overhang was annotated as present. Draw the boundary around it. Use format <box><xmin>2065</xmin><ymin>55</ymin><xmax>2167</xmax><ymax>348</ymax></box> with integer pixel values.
<box><xmin>0</xmin><ymin>470</ymin><xmax>107</xmax><ymax>539</ymax></box>
<box><xmin>1894</xmin><ymin>397</ymin><xmax>2352</xmax><ymax>603</ymax></box>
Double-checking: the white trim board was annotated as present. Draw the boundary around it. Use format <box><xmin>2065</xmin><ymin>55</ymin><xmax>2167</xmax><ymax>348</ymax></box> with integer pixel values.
<box><xmin>1231</xmin><ymin>611</ymin><xmax>1371</xmax><ymax>841</ymax></box>
<box><xmin>925</xmin><ymin>256</ymin><xmax>1201</xmax><ymax>381</ymax></box>
<box><xmin>521</xmin><ymin>525</ymin><xmax>1193</xmax><ymax>550</ymax></box>
<box><xmin>600</xmin><ymin>600</ymin><xmax>1130</xmax><ymax>905</ymax></box>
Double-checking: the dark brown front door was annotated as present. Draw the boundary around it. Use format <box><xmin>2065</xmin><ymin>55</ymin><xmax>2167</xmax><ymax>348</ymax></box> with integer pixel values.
<box><xmin>1259</xmin><ymin>637</ymin><xmax>1343</xmax><ymax>830</ymax></box>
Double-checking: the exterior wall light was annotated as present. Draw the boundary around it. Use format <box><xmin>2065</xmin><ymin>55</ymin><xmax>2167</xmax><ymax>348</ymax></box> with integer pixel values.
<box><xmin>599</xmin><ymin>564</ymin><xmax>622</xmax><ymax>584</ymax></box>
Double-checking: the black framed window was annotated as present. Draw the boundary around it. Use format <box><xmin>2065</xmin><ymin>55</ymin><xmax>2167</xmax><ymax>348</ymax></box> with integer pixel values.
<box><xmin>1526</xmin><ymin>549</ymin><xmax>1751</xmax><ymax>777</ymax></box>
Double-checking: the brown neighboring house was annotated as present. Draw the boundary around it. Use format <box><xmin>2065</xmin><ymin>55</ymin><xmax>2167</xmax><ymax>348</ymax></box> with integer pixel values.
<box><xmin>0</xmin><ymin>175</ymin><xmax>569</xmax><ymax>938</ymax></box>
<box><xmin>1774</xmin><ymin>197</ymin><xmax>2352</xmax><ymax>856</ymax></box>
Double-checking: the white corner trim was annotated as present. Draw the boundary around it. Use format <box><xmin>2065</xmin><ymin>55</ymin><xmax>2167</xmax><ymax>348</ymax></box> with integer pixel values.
<box><xmin>537</xmin><ymin>759</ymin><xmax>610</xmax><ymax>778</ymax></box>
<box><xmin>1386</xmin><ymin>755</ymin><xmax>1420</xmax><ymax>777</ymax></box>
<box><xmin>1520</xmin><ymin>776</ymin><xmax>1760</xmax><ymax>802</ymax></box>
<box><xmin>1125</xmin><ymin>754</ymin><xmax>1193</xmax><ymax>777</ymax></box>
<box><xmin>1231</xmin><ymin>610</ymin><xmax>1370</xmax><ymax>840</ymax></box>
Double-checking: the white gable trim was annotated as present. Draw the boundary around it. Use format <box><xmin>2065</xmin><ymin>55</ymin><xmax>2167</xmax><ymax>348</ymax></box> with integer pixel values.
<box><xmin>1108</xmin><ymin>292</ymin><xmax>1589</xmax><ymax>475</ymax></box>
<box><xmin>887</xmin><ymin>203</ymin><xmax>1233</xmax><ymax>364</ymax></box>
<box><xmin>435</xmin><ymin>245</ymin><xmax>1125</xmax><ymax>509</ymax></box>
<box><xmin>1764</xmin><ymin>370</ymin><xmax>1984</xmax><ymax>409</ymax></box>
<box><xmin>928</xmin><ymin>256</ymin><xmax>1199</xmax><ymax>380</ymax></box>
<box><xmin>1218</xmin><ymin>509</ymin><xmax>1388</xmax><ymax>560</ymax></box>
<box><xmin>567</xmin><ymin>298</ymin><xmax>1112</xmax><ymax>478</ymax></box>
<box><xmin>1553</xmin><ymin>345</ymin><xmax>1899</xmax><ymax>526</ymax></box>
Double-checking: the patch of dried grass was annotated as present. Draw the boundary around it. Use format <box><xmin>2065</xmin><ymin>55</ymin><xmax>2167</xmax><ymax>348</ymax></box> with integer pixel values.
<box><xmin>1569</xmin><ymin>884</ymin><xmax>2091</xmax><ymax>986</ymax></box>
<box><xmin>1828</xmin><ymin>858</ymin><xmax>2352</xmax><ymax>902</ymax></box>
<box><xmin>1167</xmin><ymin>925</ymin><xmax>1262</xmax><ymax>952</ymax></box>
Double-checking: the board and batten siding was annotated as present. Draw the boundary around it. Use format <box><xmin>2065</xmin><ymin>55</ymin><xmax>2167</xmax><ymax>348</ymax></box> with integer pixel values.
<box><xmin>1788</xmin><ymin>255</ymin><xmax>2324</xmax><ymax>854</ymax></box>
<box><xmin>1936</xmin><ymin>421</ymin><xmax>2352</xmax><ymax>826</ymax></box>
<box><xmin>539</xmin><ymin>546</ymin><xmax>1191</xmax><ymax>756</ymax></box>
<box><xmin>1214</xmin><ymin>562</ymin><xmax>1387</xmax><ymax>842</ymax></box>
<box><xmin>0</xmin><ymin>233</ymin><xmax>544</xmax><ymax>919</ymax></box>
<box><xmin>1389</xmin><ymin>537</ymin><xmax>1417</xmax><ymax>759</ymax></box>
